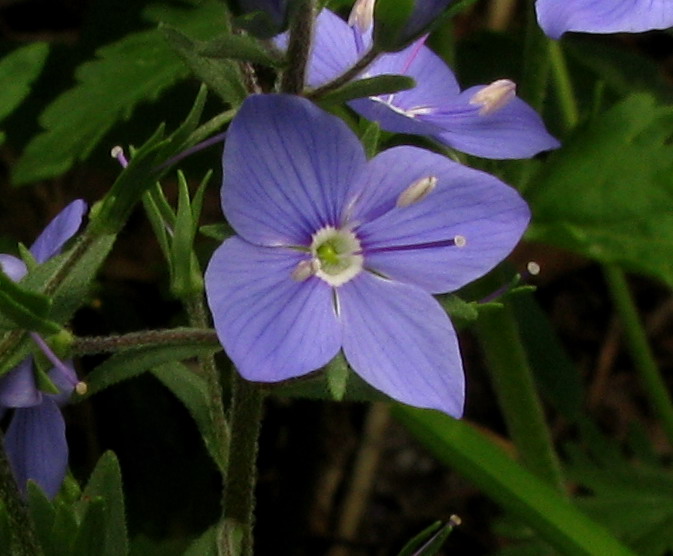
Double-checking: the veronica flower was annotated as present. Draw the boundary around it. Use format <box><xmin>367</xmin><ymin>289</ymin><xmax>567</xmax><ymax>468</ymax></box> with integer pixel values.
<box><xmin>205</xmin><ymin>95</ymin><xmax>530</xmax><ymax>416</ymax></box>
<box><xmin>281</xmin><ymin>9</ymin><xmax>559</xmax><ymax>159</ymax></box>
<box><xmin>0</xmin><ymin>199</ymin><xmax>86</xmax><ymax>498</ymax></box>
<box><xmin>536</xmin><ymin>0</ymin><xmax>673</xmax><ymax>40</ymax></box>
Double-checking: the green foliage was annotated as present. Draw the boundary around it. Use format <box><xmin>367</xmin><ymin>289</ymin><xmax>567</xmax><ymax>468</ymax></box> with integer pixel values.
<box><xmin>315</xmin><ymin>74</ymin><xmax>415</xmax><ymax>105</ymax></box>
<box><xmin>0</xmin><ymin>268</ymin><xmax>59</xmax><ymax>335</ymax></box>
<box><xmin>373</xmin><ymin>0</ymin><xmax>415</xmax><ymax>52</ymax></box>
<box><xmin>527</xmin><ymin>94</ymin><xmax>673</xmax><ymax>287</ymax></box>
<box><xmin>394</xmin><ymin>406</ymin><xmax>636</xmax><ymax>556</ymax></box>
<box><xmin>397</xmin><ymin>520</ymin><xmax>456</xmax><ymax>555</ymax></box>
<box><xmin>12</xmin><ymin>0</ymin><xmax>226</xmax><ymax>185</ymax></box>
<box><xmin>0</xmin><ymin>43</ymin><xmax>49</xmax><ymax>145</ymax></box>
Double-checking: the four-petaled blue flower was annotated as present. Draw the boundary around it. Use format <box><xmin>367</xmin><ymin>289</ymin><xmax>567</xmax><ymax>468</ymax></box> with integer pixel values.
<box><xmin>0</xmin><ymin>199</ymin><xmax>86</xmax><ymax>498</ymax></box>
<box><xmin>205</xmin><ymin>95</ymin><xmax>530</xmax><ymax>416</ymax></box>
<box><xmin>536</xmin><ymin>0</ymin><xmax>673</xmax><ymax>39</ymax></box>
<box><xmin>280</xmin><ymin>9</ymin><xmax>560</xmax><ymax>160</ymax></box>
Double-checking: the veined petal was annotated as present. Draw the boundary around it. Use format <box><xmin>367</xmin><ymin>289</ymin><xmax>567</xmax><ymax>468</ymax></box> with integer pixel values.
<box><xmin>0</xmin><ymin>254</ymin><xmax>28</xmax><ymax>281</ymax></box>
<box><xmin>222</xmin><ymin>95</ymin><xmax>366</xmax><ymax>247</ymax></box>
<box><xmin>0</xmin><ymin>359</ymin><xmax>42</xmax><ymax>408</ymax></box>
<box><xmin>205</xmin><ymin>237</ymin><xmax>342</xmax><ymax>382</ymax></box>
<box><xmin>536</xmin><ymin>0</ymin><xmax>673</xmax><ymax>39</ymax></box>
<box><xmin>426</xmin><ymin>87</ymin><xmax>560</xmax><ymax>159</ymax></box>
<box><xmin>30</xmin><ymin>200</ymin><xmax>87</xmax><ymax>264</ymax></box>
<box><xmin>5</xmin><ymin>399</ymin><xmax>68</xmax><ymax>498</ymax></box>
<box><xmin>339</xmin><ymin>274</ymin><xmax>464</xmax><ymax>416</ymax></box>
<box><xmin>348</xmin><ymin>147</ymin><xmax>529</xmax><ymax>293</ymax></box>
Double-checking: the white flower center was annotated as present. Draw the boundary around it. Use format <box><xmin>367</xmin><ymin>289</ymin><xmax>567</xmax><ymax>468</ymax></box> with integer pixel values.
<box><xmin>292</xmin><ymin>226</ymin><xmax>364</xmax><ymax>287</ymax></box>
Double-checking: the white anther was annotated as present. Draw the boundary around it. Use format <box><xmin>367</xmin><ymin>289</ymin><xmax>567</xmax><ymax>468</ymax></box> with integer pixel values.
<box><xmin>454</xmin><ymin>235</ymin><xmax>467</xmax><ymax>248</ymax></box>
<box><xmin>396</xmin><ymin>176</ymin><xmax>438</xmax><ymax>208</ymax></box>
<box><xmin>469</xmin><ymin>79</ymin><xmax>516</xmax><ymax>116</ymax></box>
<box><xmin>110</xmin><ymin>146</ymin><xmax>124</xmax><ymax>159</ymax></box>
<box><xmin>75</xmin><ymin>381</ymin><xmax>88</xmax><ymax>396</ymax></box>
<box><xmin>526</xmin><ymin>261</ymin><xmax>541</xmax><ymax>276</ymax></box>
<box><xmin>291</xmin><ymin>259</ymin><xmax>320</xmax><ymax>282</ymax></box>
<box><xmin>348</xmin><ymin>0</ymin><xmax>376</xmax><ymax>33</ymax></box>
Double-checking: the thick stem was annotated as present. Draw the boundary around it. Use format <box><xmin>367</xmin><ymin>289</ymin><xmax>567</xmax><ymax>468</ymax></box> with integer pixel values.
<box><xmin>0</xmin><ymin>429</ymin><xmax>44</xmax><ymax>556</ymax></box>
<box><xmin>603</xmin><ymin>265</ymin><xmax>673</xmax><ymax>447</ymax></box>
<box><xmin>221</xmin><ymin>373</ymin><xmax>263</xmax><ymax>556</ymax></box>
<box><xmin>476</xmin><ymin>299</ymin><xmax>565</xmax><ymax>491</ymax></box>
<box><xmin>71</xmin><ymin>328</ymin><xmax>219</xmax><ymax>355</ymax></box>
<box><xmin>280</xmin><ymin>0</ymin><xmax>316</xmax><ymax>94</ymax></box>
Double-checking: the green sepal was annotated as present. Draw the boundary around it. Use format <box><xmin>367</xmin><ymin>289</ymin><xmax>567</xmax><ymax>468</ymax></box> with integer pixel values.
<box><xmin>397</xmin><ymin>520</ymin><xmax>456</xmax><ymax>556</ymax></box>
<box><xmin>161</xmin><ymin>25</ymin><xmax>248</xmax><ymax>105</ymax></box>
<box><xmin>199</xmin><ymin>223</ymin><xmax>235</xmax><ymax>242</ymax></box>
<box><xmin>317</xmin><ymin>74</ymin><xmax>415</xmax><ymax>105</ymax></box>
<box><xmin>325</xmin><ymin>352</ymin><xmax>350</xmax><ymax>401</ymax></box>
<box><xmin>71</xmin><ymin>497</ymin><xmax>107</xmax><ymax>556</ymax></box>
<box><xmin>26</xmin><ymin>482</ymin><xmax>56</xmax><ymax>554</ymax></box>
<box><xmin>440</xmin><ymin>294</ymin><xmax>479</xmax><ymax>323</ymax></box>
<box><xmin>372</xmin><ymin>0</ymin><xmax>415</xmax><ymax>52</ymax></box>
<box><xmin>0</xmin><ymin>269</ymin><xmax>60</xmax><ymax>335</ymax></box>
<box><xmin>18</xmin><ymin>243</ymin><xmax>38</xmax><ymax>273</ymax></box>
<box><xmin>33</xmin><ymin>357</ymin><xmax>60</xmax><ymax>395</ymax></box>
<box><xmin>359</xmin><ymin>120</ymin><xmax>381</xmax><ymax>159</ymax></box>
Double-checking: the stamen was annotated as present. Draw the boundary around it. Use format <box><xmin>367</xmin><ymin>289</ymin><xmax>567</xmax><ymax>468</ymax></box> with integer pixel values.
<box><xmin>397</xmin><ymin>176</ymin><xmax>438</xmax><ymax>208</ymax></box>
<box><xmin>75</xmin><ymin>381</ymin><xmax>88</xmax><ymax>395</ymax></box>
<box><xmin>361</xmin><ymin>235</ymin><xmax>466</xmax><ymax>255</ymax></box>
<box><xmin>478</xmin><ymin>261</ymin><xmax>540</xmax><ymax>304</ymax></box>
<box><xmin>348</xmin><ymin>0</ymin><xmax>376</xmax><ymax>33</ymax></box>
<box><xmin>110</xmin><ymin>146</ymin><xmax>128</xmax><ymax>168</ymax></box>
<box><xmin>30</xmin><ymin>332</ymin><xmax>78</xmax><ymax>388</ymax></box>
<box><xmin>469</xmin><ymin>79</ymin><xmax>516</xmax><ymax>116</ymax></box>
<box><xmin>292</xmin><ymin>259</ymin><xmax>321</xmax><ymax>282</ymax></box>
<box><xmin>526</xmin><ymin>261</ymin><xmax>541</xmax><ymax>277</ymax></box>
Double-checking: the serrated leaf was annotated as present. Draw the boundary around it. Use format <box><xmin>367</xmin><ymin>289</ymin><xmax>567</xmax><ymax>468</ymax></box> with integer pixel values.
<box><xmin>0</xmin><ymin>42</ymin><xmax>49</xmax><ymax>124</ymax></box>
<box><xmin>12</xmin><ymin>1</ymin><xmax>223</xmax><ymax>185</ymax></box>
<box><xmin>151</xmin><ymin>362</ymin><xmax>225</xmax><ymax>472</ymax></box>
<box><xmin>527</xmin><ymin>94</ymin><xmax>673</xmax><ymax>286</ymax></box>
<box><xmin>81</xmin><ymin>342</ymin><xmax>220</xmax><ymax>398</ymax></box>
<box><xmin>316</xmin><ymin>74</ymin><xmax>415</xmax><ymax>105</ymax></box>
<box><xmin>78</xmin><ymin>451</ymin><xmax>127</xmax><ymax>556</ymax></box>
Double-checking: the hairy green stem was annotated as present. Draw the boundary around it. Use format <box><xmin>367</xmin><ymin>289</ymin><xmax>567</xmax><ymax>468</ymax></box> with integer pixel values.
<box><xmin>603</xmin><ymin>265</ymin><xmax>673</xmax><ymax>447</ymax></box>
<box><xmin>71</xmin><ymin>328</ymin><xmax>220</xmax><ymax>355</ymax></box>
<box><xmin>280</xmin><ymin>0</ymin><xmax>316</xmax><ymax>94</ymax></box>
<box><xmin>476</xmin><ymin>299</ymin><xmax>565</xmax><ymax>491</ymax></box>
<box><xmin>307</xmin><ymin>47</ymin><xmax>380</xmax><ymax>99</ymax></box>
<box><xmin>0</xmin><ymin>429</ymin><xmax>44</xmax><ymax>556</ymax></box>
<box><xmin>221</xmin><ymin>373</ymin><xmax>263</xmax><ymax>556</ymax></box>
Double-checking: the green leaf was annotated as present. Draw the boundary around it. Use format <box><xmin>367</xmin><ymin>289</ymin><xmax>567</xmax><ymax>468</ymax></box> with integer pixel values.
<box><xmin>81</xmin><ymin>342</ymin><xmax>220</xmax><ymax>398</ymax></box>
<box><xmin>324</xmin><ymin>352</ymin><xmax>350</xmax><ymax>401</ymax></box>
<box><xmin>0</xmin><ymin>268</ymin><xmax>59</xmax><ymax>335</ymax></box>
<box><xmin>527</xmin><ymin>94</ymin><xmax>673</xmax><ymax>286</ymax></box>
<box><xmin>373</xmin><ymin>0</ymin><xmax>415</xmax><ymax>51</ymax></box>
<box><xmin>12</xmin><ymin>0</ymin><xmax>224</xmax><ymax>185</ymax></box>
<box><xmin>161</xmin><ymin>25</ymin><xmax>247</xmax><ymax>105</ymax></box>
<box><xmin>397</xmin><ymin>521</ymin><xmax>457</xmax><ymax>556</ymax></box>
<box><xmin>78</xmin><ymin>451</ymin><xmax>128</xmax><ymax>556</ymax></box>
<box><xmin>317</xmin><ymin>74</ymin><xmax>415</xmax><ymax>105</ymax></box>
<box><xmin>151</xmin><ymin>362</ymin><xmax>225</xmax><ymax>472</ymax></box>
<box><xmin>199</xmin><ymin>223</ymin><xmax>235</xmax><ymax>242</ymax></box>
<box><xmin>0</xmin><ymin>42</ymin><xmax>49</xmax><ymax>125</ymax></box>
<box><xmin>27</xmin><ymin>482</ymin><xmax>56</xmax><ymax>554</ymax></box>
<box><xmin>394</xmin><ymin>406</ymin><xmax>637</xmax><ymax>556</ymax></box>
<box><xmin>183</xmin><ymin>525</ymin><xmax>218</xmax><ymax>556</ymax></box>
<box><xmin>196</xmin><ymin>33</ymin><xmax>284</xmax><ymax>67</ymax></box>
<box><xmin>71</xmin><ymin>498</ymin><xmax>107</xmax><ymax>556</ymax></box>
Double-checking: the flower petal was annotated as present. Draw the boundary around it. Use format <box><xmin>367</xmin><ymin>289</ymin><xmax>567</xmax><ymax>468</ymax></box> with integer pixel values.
<box><xmin>426</xmin><ymin>87</ymin><xmax>560</xmax><ymax>159</ymax></box>
<box><xmin>30</xmin><ymin>200</ymin><xmax>87</xmax><ymax>264</ymax></box>
<box><xmin>0</xmin><ymin>358</ymin><xmax>42</xmax><ymax>408</ymax></box>
<box><xmin>0</xmin><ymin>254</ymin><xmax>28</xmax><ymax>281</ymax></box>
<box><xmin>339</xmin><ymin>273</ymin><xmax>464</xmax><ymax>416</ymax></box>
<box><xmin>205</xmin><ymin>236</ymin><xmax>342</xmax><ymax>382</ymax></box>
<box><xmin>5</xmin><ymin>399</ymin><xmax>68</xmax><ymax>498</ymax></box>
<box><xmin>536</xmin><ymin>0</ymin><xmax>673</xmax><ymax>39</ymax></box>
<box><xmin>222</xmin><ymin>95</ymin><xmax>366</xmax><ymax>247</ymax></box>
<box><xmin>347</xmin><ymin>146</ymin><xmax>529</xmax><ymax>293</ymax></box>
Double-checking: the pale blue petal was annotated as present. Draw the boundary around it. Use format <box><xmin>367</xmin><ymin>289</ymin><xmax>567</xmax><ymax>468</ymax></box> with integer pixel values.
<box><xmin>5</xmin><ymin>400</ymin><xmax>68</xmax><ymax>498</ymax></box>
<box><xmin>0</xmin><ymin>254</ymin><xmax>27</xmax><ymax>281</ymax></box>
<box><xmin>205</xmin><ymin>237</ymin><xmax>342</xmax><ymax>382</ymax></box>
<box><xmin>0</xmin><ymin>359</ymin><xmax>42</xmax><ymax>408</ymax></box>
<box><xmin>537</xmin><ymin>0</ymin><xmax>673</xmax><ymax>39</ymax></box>
<box><xmin>48</xmin><ymin>360</ymin><xmax>77</xmax><ymax>407</ymax></box>
<box><xmin>347</xmin><ymin>147</ymin><xmax>529</xmax><ymax>293</ymax></box>
<box><xmin>427</xmin><ymin>87</ymin><xmax>560</xmax><ymax>159</ymax></box>
<box><xmin>339</xmin><ymin>273</ymin><xmax>464</xmax><ymax>416</ymax></box>
<box><xmin>30</xmin><ymin>200</ymin><xmax>87</xmax><ymax>264</ymax></box>
<box><xmin>222</xmin><ymin>95</ymin><xmax>366</xmax><ymax>247</ymax></box>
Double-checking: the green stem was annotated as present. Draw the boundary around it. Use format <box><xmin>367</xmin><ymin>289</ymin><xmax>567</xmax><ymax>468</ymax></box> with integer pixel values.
<box><xmin>476</xmin><ymin>299</ymin><xmax>565</xmax><ymax>491</ymax></box>
<box><xmin>70</xmin><ymin>328</ymin><xmax>220</xmax><ymax>355</ymax></box>
<box><xmin>0</xmin><ymin>429</ymin><xmax>44</xmax><ymax>556</ymax></box>
<box><xmin>280</xmin><ymin>0</ymin><xmax>316</xmax><ymax>94</ymax></box>
<box><xmin>603</xmin><ymin>265</ymin><xmax>673</xmax><ymax>447</ymax></box>
<box><xmin>548</xmin><ymin>40</ymin><xmax>579</xmax><ymax>130</ymax></box>
<box><xmin>306</xmin><ymin>47</ymin><xmax>380</xmax><ymax>99</ymax></box>
<box><xmin>221</xmin><ymin>373</ymin><xmax>263</xmax><ymax>556</ymax></box>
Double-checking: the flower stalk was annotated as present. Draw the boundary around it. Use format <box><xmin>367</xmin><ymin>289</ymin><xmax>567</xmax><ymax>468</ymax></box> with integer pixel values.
<box><xmin>280</xmin><ymin>0</ymin><xmax>316</xmax><ymax>94</ymax></box>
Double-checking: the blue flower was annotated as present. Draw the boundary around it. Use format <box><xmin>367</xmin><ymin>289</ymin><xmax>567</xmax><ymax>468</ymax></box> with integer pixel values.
<box><xmin>279</xmin><ymin>10</ymin><xmax>559</xmax><ymax>159</ymax></box>
<box><xmin>0</xmin><ymin>199</ymin><xmax>86</xmax><ymax>498</ymax></box>
<box><xmin>205</xmin><ymin>95</ymin><xmax>530</xmax><ymax>416</ymax></box>
<box><xmin>536</xmin><ymin>0</ymin><xmax>673</xmax><ymax>39</ymax></box>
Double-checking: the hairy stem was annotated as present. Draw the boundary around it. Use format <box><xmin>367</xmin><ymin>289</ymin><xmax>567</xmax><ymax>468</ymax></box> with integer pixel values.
<box><xmin>71</xmin><ymin>328</ymin><xmax>220</xmax><ymax>355</ymax></box>
<box><xmin>280</xmin><ymin>0</ymin><xmax>316</xmax><ymax>94</ymax></box>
